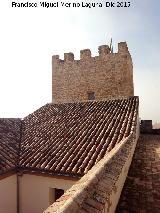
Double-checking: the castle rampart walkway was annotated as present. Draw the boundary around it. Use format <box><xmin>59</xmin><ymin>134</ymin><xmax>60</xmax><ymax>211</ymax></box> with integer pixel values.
<box><xmin>116</xmin><ymin>134</ymin><xmax>160</xmax><ymax>212</ymax></box>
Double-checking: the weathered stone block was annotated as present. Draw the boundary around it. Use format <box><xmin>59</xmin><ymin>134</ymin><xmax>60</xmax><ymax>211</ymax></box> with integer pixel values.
<box><xmin>52</xmin><ymin>42</ymin><xmax>134</xmax><ymax>103</ymax></box>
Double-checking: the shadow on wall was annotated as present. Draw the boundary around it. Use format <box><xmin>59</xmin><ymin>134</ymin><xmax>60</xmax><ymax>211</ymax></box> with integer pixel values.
<box><xmin>140</xmin><ymin>120</ymin><xmax>160</xmax><ymax>134</ymax></box>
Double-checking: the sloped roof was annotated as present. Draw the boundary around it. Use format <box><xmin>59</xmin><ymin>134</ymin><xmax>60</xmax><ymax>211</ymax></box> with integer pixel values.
<box><xmin>0</xmin><ymin>118</ymin><xmax>21</xmax><ymax>175</ymax></box>
<box><xmin>0</xmin><ymin>97</ymin><xmax>139</xmax><ymax>177</ymax></box>
<box><xmin>19</xmin><ymin>97</ymin><xmax>138</xmax><ymax>177</ymax></box>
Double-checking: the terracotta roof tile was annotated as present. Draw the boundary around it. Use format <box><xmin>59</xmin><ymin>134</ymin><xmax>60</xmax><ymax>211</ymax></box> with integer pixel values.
<box><xmin>0</xmin><ymin>118</ymin><xmax>21</xmax><ymax>174</ymax></box>
<box><xmin>0</xmin><ymin>97</ymin><xmax>138</xmax><ymax>177</ymax></box>
<box><xmin>18</xmin><ymin>96</ymin><xmax>138</xmax><ymax>177</ymax></box>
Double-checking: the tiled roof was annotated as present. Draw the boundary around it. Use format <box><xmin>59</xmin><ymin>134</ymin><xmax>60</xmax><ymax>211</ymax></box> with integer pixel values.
<box><xmin>0</xmin><ymin>97</ymin><xmax>138</xmax><ymax>177</ymax></box>
<box><xmin>18</xmin><ymin>96</ymin><xmax>138</xmax><ymax>177</ymax></box>
<box><xmin>0</xmin><ymin>118</ymin><xmax>21</xmax><ymax>175</ymax></box>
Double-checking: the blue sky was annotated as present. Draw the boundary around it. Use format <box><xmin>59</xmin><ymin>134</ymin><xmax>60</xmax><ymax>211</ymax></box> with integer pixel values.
<box><xmin>0</xmin><ymin>0</ymin><xmax>159</xmax><ymax>123</ymax></box>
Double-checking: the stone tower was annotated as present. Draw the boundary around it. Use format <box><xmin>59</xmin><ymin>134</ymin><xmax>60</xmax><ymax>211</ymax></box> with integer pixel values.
<box><xmin>52</xmin><ymin>42</ymin><xmax>134</xmax><ymax>103</ymax></box>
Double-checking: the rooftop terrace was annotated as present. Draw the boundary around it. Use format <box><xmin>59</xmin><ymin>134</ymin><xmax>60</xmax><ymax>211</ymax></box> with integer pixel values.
<box><xmin>116</xmin><ymin>134</ymin><xmax>160</xmax><ymax>212</ymax></box>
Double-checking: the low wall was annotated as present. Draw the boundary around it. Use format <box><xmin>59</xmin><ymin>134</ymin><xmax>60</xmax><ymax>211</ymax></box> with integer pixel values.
<box><xmin>44</xmin><ymin>130</ymin><xmax>139</xmax><ymax>213</ymax></box>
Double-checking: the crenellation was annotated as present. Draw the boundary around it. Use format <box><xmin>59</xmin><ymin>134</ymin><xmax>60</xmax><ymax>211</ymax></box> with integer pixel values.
<box><xmin>98</xmin><ymin>45</ymin><xmax>110</xmax><ymax>57</ymax></box>
<box><xmin>52</xmin><ymin>41</ymin><xmax>134</xmax><ymax>103</ymax></box>
<box><xmin>118</xmin><ymin>42</ymin><xmax>128</xmax><ymax>53</ymax></box>
<box><xmin>64</xmin><ymin>52</ymin><xmax>74</xmax><ymax>61</ymax></box>
<box><xmin>80</xmin><ymin>49</ymin><xmax>91</xmax><ymax>60</ymax></box>
<box><xmin>52</xmin><ymin>55</ymin><xmax>59</xmax><ymax>63</ymax></box>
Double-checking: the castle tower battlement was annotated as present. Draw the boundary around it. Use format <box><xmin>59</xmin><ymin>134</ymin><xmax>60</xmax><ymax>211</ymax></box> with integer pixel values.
<box><xmin>52</xmin><ymin>42</ymin><xmax>134</xmax><ymax>103</ymax></box>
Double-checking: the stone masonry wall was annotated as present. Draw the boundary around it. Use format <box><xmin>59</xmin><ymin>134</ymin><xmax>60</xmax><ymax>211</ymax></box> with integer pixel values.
<box><xmin>52</xmin><ymin>42</ymin><xmax>134</xmax><ymax>103</ymax></box>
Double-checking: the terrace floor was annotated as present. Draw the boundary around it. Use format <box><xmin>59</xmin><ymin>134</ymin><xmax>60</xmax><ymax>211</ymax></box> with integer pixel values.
<box><xmin>116</xmin><ymin>134</ymin><xmax>160</xmax><ymax>213</ymax></box>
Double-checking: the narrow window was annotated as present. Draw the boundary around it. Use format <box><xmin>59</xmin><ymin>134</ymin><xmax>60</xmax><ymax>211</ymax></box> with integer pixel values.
<box><xmin>55</xmin><ymin>188</ymin><xmax>64</xmax><ymax>200</ymax></box>
<box><xmin>88</xmin><ymin>92</ymin><xmax>95</xmax><ymax>100</ymax></box>
<box><xmin>49</xmin><ymin>188</ymin><xmax>64</xmax><ymax>204</ymax></box>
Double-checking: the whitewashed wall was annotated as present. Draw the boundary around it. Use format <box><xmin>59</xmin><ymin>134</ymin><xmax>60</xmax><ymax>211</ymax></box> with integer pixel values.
<box><xmin>19</xmin><ymin>174</ymin><xmax>77</xmax><ymax>213</ymax></box>
<box><xmin>0</xmin><ymin>174</ymin><xmax>17</xmax><ymax>213</ymax></box>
